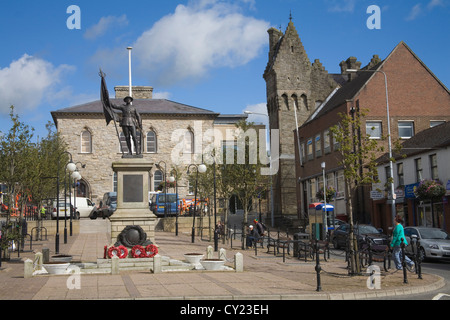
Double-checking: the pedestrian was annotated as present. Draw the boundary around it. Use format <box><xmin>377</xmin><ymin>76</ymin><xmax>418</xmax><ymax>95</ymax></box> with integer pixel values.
<box><xmin>246</xmin><ymin>225</ymin><xmax>260</xmax><ymax>248</ymax></box>
<box><xmin>254</xmin><ymin>219</ymin><xmax>265</xmax><ymax>236</ymax></box>
<box><xmin>390</xmin><ymin>215</ymin><xmax>414</xmax><ymax>270</ymax></box>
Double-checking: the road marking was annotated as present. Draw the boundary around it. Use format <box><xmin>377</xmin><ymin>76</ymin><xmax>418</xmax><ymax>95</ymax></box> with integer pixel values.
<box><xmin>432</xmin><ymin>293</ymin><xmax>450</xmax><ymax>300</ymax></box>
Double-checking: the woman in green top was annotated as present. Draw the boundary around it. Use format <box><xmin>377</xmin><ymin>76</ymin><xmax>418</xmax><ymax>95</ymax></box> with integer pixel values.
<box><xmin>391</xmin><ymin>215</ymin><xmax>414</xmax><ymax>270</ymax></box>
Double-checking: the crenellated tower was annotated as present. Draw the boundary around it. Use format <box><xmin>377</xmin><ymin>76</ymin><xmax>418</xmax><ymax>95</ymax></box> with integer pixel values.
<box><xmin>263</xmin><ymin>19</ymin><xmax>339</xmax><ymax>222</ymax></box>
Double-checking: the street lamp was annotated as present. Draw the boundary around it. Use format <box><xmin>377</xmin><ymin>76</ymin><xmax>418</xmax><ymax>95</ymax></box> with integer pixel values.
<box><xmin>321</xmin><ymin>162</ymin><xmax>327</xmax><ymax>239</ymax></box>
<box><xmin>347</xmin><ymin>69</ymin><xmax>396</xmax><ymax>224</ymax></box>
<box><xmin>169</xmin><ymin>168</ymin><xmax>178</xmax><ymax>236</ymax></box>
<box><xmin>156</xmin><ymin>161</ymin><xmax>168</xmax><ymax>217</ymax></box>
<box><xmin>187</xmin><ymin>163</ymin><xmax>207</xmax><ymax>243</ymax></box>
<box><xmin>55</xmin><ymin>151</ymin><xmax>75</xmax><ymax>254</ymax></box>
<box><xmin>71</xmin><ymin>165</ymin><xmax>83</xmax><ymax>236</ymax></box>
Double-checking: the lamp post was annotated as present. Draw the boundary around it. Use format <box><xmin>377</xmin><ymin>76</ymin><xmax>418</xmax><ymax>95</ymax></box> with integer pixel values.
<box><xmin>347</xmin><ymin>69</ymin><xmax>395</xmax><ymax>224</ymax></box>
<box><xmin>64</xmin><ymin>161</ymin><xmax>77</xmax><ymax>243</ymax></box>
<box><xmin>187</xmin><ymin>163</ymin><xmax>207</xmax><ymax>243</ymax></box>
<box><xmin>156</xmin><ymin>161</ymin><xmax>168</xmax><ymax>217</ymax></box>
<box><xmin>56</xmin><ymin>151</ymin><xmax>75</xmax><ymax>254</ymax></box>
<box><xmin>169</xmin><ymin>168</ymin><xmax>178</xmax><ymax>236</ymax></box>
<box><xmin>71</xmin><ymin>165</ymin><xmax>83</xmax><ymax>236</ymax></box>
<box><xmin>321</xmin><ymin>162</ymin><xmax>327</xmax><ymax>240</ymax></box>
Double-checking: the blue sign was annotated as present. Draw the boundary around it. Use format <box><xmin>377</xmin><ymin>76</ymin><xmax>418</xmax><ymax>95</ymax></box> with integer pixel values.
<box><xmin>405</xmin><ymin>183</ymin><xmax>419</xmax><ymax>199</ymax></box>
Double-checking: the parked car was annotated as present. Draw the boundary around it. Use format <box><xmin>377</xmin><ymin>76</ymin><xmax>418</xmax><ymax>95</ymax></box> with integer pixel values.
<box><xmin>51</xmin><ymin>200</ymin><xmax>71</xmax><ymax>220</ymax></box>
<box><xmin>331</xmin><ymin>224</ymin><xmax>389</xmax><ymax>249</ymax></box>
<box><xmin>404</xmin><ymin>227</ymin><xmax>450</xmax><ymax>261</ymax></box>
<box><xmin>150</xmin><ymin>193</ymin><xmax>179</xmax><ymax>217</ymax></box>
<box><xmin>71</xmin><ymin>197</ymin><xmax>95</xmax><ymax>219</ymax></box>
<box><xmin>89</xmin><ymin>192</ymin><xmax>117</xmax><ymax>219</ymax></box>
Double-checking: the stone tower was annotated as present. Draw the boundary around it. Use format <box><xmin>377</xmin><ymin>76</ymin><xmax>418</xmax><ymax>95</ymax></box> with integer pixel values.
<box><xmin>263</xmin><ymin>19</ymin><xmax>339</xmax><ymax>221</ymax></box>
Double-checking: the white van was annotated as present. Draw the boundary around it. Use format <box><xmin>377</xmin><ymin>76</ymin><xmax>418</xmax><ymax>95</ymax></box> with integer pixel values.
<box><xmin>72</xmin><ymin>197</ymin><xmax>95</xmax><ymax>218</ymax></box>
<box><xmin>51</xmin><ymin>197</ymin><xmax>95</xmax><ymax>219</ymax></box>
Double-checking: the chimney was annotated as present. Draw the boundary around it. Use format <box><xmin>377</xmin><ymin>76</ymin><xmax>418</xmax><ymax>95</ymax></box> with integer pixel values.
<box><xmin>115</xmin><ymin>86</ymin><xmax>153</xmax><ymax>100</ymax></box>
<box><xmin>340</xmin><ymin>57</ymin><xmax>361</xmax><ymax>81</ymax></box>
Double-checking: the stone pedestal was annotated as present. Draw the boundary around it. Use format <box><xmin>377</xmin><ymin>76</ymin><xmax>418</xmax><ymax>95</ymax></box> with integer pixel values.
<box><xmin>109</xmin><ymin>159</ymin><xmax>156</xmax><ymax>245</ymax></box>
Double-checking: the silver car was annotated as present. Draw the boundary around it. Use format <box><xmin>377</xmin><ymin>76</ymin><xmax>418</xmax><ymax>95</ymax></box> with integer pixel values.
<box><xmin>404</xmin><ymin>227</ymin><xmax>450</xmax><ymax>261</ymax></box>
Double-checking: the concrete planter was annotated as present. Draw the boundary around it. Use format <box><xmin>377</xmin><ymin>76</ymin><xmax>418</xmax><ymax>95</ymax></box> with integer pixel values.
<box><xmin>44</xmin><ymin>262</ymin><xmax>70</xmax><ymax>274</ymax></box>
<box><xmin>184</xmin><ymin>253</ymin><xmax>204</xmax><ymax>269</ymax></box>
<box><xmin>200</xmin><ymin>259</ymin><xmax>225</xmax><ymax>271</ymax></box>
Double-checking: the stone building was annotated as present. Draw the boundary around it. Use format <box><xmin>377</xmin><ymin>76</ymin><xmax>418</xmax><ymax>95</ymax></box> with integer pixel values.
<box><xmin>263</xmin><ymin>19</ymin><xmax>342</xmax><ymax>222</ymax></box>
<box><xmin>51</xmin><ymin>86</ymin><xmax>249</xmax><ymax>206</ymax></box>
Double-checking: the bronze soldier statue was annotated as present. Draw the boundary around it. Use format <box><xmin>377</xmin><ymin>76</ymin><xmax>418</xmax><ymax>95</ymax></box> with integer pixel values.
<box><xmin>111</xmin><ymin>96</ymin><xmax>142</xmax><ymax>156</ymax></box>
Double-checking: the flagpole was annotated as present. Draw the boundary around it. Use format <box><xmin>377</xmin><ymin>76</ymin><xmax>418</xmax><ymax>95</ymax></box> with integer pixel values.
<box><xmin>127</xmin><ymin>47</ymin><xmax>133</xmax><ymax>104</ymax></box>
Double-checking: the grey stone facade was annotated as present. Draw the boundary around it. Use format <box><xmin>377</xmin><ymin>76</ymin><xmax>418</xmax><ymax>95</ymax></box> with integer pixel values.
<box><xmin>52</xmin><ymin>87</ymin><xmax>246</xmax><ymax>206</ymax></box>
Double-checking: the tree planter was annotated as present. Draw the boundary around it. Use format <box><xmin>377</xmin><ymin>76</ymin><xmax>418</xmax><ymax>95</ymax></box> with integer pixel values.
<box><xmin>200</xmin><ymin>259</ymin><xmax>225</xmax><ymax>271</ymax></box>
<box><xmin>184</xmin><ymin>253</ymin><xmax>204</xmax><ymax>269</ymax></box>
<box><xmin>44</xmin><ymin>262</ymin><xmax>70</xmax><ymax>274</ymax></box>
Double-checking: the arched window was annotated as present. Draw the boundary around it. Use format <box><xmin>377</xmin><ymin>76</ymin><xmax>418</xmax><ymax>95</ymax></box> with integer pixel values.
<box><xmin>282</xmin><ymin>94</ymin><xmax>289</xmax><ymax>110</ymax></box>
<box><xmin>301</xmin><ymin>94</ymin><xmax>308</xmax><ymax>110</ymax></box>
<box><xmin>147</xmin><ymin>130</ymin><xmax>157</xmax><ymax>153</ymax></box>
<box><xmin>184</xmin><ymin>130</ymin><xmax>194</xmax><ymax>154</ymax></box>
<box><xmin>154</xmin><ymin>170</ymin><xmax>163</xmax><ymax>191</ymax></box>
<box><xmin>81</xmin><ymin>130</ymin><xmax>92</xmax><ymax>153</ymax></box>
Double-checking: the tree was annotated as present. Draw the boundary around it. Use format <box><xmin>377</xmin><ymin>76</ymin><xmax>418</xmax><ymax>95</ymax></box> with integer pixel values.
<box><xmin>329</xmin><ymin>108</ymin><xmax>385</xmax><ymax>275</ymax></box>
<box><xmin>0</xmin><ymin>107</ymin><xmax>68</xmax><ymax>257</ymax></box>
<box><xmin>223</xmin><ymin>120</ymin><xmax>267</xmax><ymax>247</ymax></box>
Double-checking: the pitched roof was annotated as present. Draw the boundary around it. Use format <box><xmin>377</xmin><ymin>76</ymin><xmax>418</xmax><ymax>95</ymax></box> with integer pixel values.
<box><xmin>376</xmin><ymin>121</ymin><xmax>450</xmax><ymax>164</ymax></box>
<box><xmin>52</xmin><ymin>98</ymin><xmax>219</xmax><ymax>116</ymax></box>
<box><xmin>305</xmin><ymin>41</ymin><xmax>449</xmax><ymax>125</ymax></box>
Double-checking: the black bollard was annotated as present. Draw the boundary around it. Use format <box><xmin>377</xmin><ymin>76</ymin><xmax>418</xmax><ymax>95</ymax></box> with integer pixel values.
<box><xmin>315</xmin><ymin>239</ymin><xmax>322</xmax><ymax>291</ymax></box>
<box><xmin>414</xmin><ymin>236</ymin><xmax>423</xmax><ymax>279</ymax></box>
<box><xmin>401</xmin><ymin>238</ymin><xmax>408</xmax><ymax>284</ymax></box>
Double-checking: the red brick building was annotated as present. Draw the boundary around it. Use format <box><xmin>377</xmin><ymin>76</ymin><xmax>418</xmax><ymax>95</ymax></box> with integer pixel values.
<box><xmin>295</xmin><ymin>41</ymin><xmax>450</xmax><ymax>233</ymax></box>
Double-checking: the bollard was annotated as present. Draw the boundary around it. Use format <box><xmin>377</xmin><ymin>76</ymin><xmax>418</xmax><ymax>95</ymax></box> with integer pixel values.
<box><xmin>111</xmin><ymin>255</ymin><xmax>120</xmax><ymax>275</ymax></box>
<box><xmin>315</xmin><ymin>239</ymin><xmax>322</xmax><ymax>291</ymax></box>
<box><xmin>401</xmin><ymin>238</ymin><xmax>408</xmax><ymax>284</ymax></box>
<box><xmin>152</xmin><ymin>254</ymin><xmax>162</xmax><ymax>274</ymax></box>
<box><xmin>206</xmin><ymin>245</ymin><xmax>213</xmax><ymax>259</ymax></box>
<box><xmin>412</xmin><ymin>235</ymin><xmax>422</xmax><ymax>279</ymax></box>
<box><xmin>24</xmin><ymin>259</ymin><xmax>34</xmax><ymax>279</ymax></box>
<box><xmin>234</xmin><ymin>252</ymin><xmax>243</xmax><ymax>272</ymax></box>
<box><xmin>219</xmin><ymin>248</ymin><xmax>226</xmax><ymax>261</ymax></box>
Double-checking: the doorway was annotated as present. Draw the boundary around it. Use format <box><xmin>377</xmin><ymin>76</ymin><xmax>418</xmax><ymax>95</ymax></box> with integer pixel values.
<box><xmin>417</xmin><ymin>203</ymin><xmax>432</xmax><ymax>227</ymax></box>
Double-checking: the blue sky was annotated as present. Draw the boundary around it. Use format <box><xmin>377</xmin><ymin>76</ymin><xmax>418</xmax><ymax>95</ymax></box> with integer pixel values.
<box><xmin>0</xmin><ymin>0</ymin><xmax>449</xmax><ymax>139</ymax></box>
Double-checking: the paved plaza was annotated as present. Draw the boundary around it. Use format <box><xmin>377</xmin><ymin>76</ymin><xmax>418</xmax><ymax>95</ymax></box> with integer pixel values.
<box><xmin>0</xmin><ymin>218</ymin><xmax>444</xmax><ymax>303</ymax></box>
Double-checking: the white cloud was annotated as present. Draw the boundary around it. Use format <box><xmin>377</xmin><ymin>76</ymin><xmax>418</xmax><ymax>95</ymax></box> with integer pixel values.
<box><xmin>153</xmin><ymin>91</ymin><xmax>172</xmax><ymax>100</ymax></box>
<box><xmin>84</xmin><ymin>15</ymin><xmax>128</xmax><ymax>40</ymax></box>
<box><xmin>427</xmin><ymin>0</ymin><xmax>445</xmax><ymax>10</ymax></box>
<box><xmin>406</xmin><ymin>4</ymin><xmax>422</xmax><ymax>21</ymax></box>
<box><xmin>326</xmin><ymin>0</ymin><xmax>356</xmax><ymax>13</ymax></box>
<box><xmin>132</xmin><ymin>0</ymin><xmax>269</xmax><ymax>85</ymax></box>
<box><xmin>0</xmin><ymin>54</ymin><xmax>74</xmax><ymax>114</ymax></box>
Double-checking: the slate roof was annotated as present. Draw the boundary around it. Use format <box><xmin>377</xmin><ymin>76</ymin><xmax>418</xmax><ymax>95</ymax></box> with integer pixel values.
<box><xmin>52</xmin><ymin>98</ymin><xmax>219</xmax><ymax>116</ymax></box>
